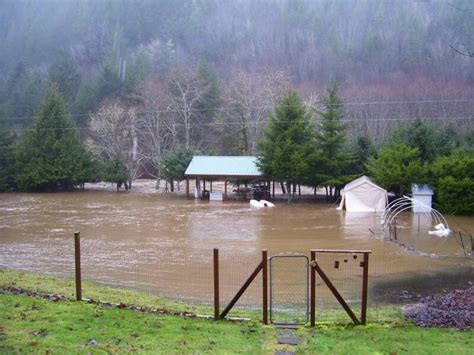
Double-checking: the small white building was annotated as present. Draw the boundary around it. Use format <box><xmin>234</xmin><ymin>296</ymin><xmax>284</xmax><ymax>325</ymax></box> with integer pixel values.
<box><xmin>337</xmin><ymin>176</ymin><xmax>388</xmax><ymax>212</ymax></box>
<box><xmin>411</xmin><ymin>184</ymin><xmax>434</xmax><ymax>213</ymax></box>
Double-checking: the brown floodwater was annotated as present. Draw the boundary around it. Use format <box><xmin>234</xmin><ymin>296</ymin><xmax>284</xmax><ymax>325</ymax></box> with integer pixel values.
<box><xmin>1</xmin><ymin>189</ymin><xmax>473</xmax><ymax>312</ymax></box>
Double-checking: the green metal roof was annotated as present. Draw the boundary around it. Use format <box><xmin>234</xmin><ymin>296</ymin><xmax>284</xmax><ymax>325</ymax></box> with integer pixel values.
<box><xmin>184</xmin><ymin>156</ymin><xmax>263</xmax><ymax>178</ymax></box>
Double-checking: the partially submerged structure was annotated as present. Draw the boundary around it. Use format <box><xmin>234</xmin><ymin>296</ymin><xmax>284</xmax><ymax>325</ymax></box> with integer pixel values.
<box><xmin>337</xmin><ymin>176</ymin><xmax>388</xmax><ymax>212</ymax></box>
<box><xmin>411</xmin><ymin>184</ymin><xmax>434</xmax><ymax>213</ymax></box>
<box><xmin>184</xmin><ymin>156</ymin><xmax>269</xmax><ymax>200</ymax></box>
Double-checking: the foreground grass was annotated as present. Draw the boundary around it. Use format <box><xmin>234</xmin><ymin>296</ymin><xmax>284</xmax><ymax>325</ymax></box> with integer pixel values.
<box><xmin>0</xmin><ymin>294</ymin><xmax>266</xmax><ymax>354</ymax></box>
<box><xmin>0</xmin><ymin>268</ymin><xmax>213</xmax><ymax>314</ymax></box>
<box><xmin>1</xmin><ymin>268</ymin><xmax>472</xmax><ymax>354</ymax></box>
<box><xmin>297</xmin><ymin>323</ymin><xmax>473</xmax><ymax>354</ymax></box>
<box><xmin>0</xmin><ymin>268</ymin><xmax>261</xmax><ymax>319</ymax></box>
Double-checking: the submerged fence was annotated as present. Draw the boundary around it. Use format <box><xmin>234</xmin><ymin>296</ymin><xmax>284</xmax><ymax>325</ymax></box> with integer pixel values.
<box><xmin>53</xmin><ymin>232</ymin><xmax>474</xmax><ymax>325</ymax></box>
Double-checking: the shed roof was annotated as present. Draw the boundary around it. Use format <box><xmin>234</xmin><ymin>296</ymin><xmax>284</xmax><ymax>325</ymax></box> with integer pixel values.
<box><xmin>184</xmin><ymin>156</ymin><xmax>263</xmax><ymax>178</ymax></box>
<box><xmin>343</xmin><ymin>175</ymin><xmax>385</xmax><ymax>192</ymax></box>
<box><xmin>411</xmin><ymin>184</ymin><xmax>433</xmax><ymax>195</ymax></box>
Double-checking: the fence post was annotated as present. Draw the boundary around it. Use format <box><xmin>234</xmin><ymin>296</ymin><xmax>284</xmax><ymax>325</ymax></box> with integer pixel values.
<box><xmin>74</xmin><ymin>231</ymin><xmax>82</xmax><ymax>301</ymax></box>
<box><xmin>213</xmin><ymin>248</ymin><xmax>219</xmax><ymax>320</ymax></box>
<box><xmin>393</xmin><ymin>219</ymin><xmax>397</xmax><ymax>242</ymax></box>
<box><xmin>361</xmin><ymin>252</ymin><xmax>370</xmax><ymax>325</ymax></box>
<box><xmin>310</xmin><ymin>250</ymin><xmax>316</xmax><ymax>327</ymax></box>
<box><xmin>262</xmin><ymin>249</ymin><xmax>268</xmax><ymax>325</ymax></box>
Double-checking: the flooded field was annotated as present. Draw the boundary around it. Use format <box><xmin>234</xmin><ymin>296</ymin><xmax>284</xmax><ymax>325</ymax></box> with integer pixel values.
<box><xmin>1</xmin><ymin>186</ymin><xmax>472</xmax><ymax>314</ymax></box>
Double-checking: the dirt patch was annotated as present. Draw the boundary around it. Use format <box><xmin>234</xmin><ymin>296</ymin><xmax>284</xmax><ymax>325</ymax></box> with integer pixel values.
<box><xmin>404</xmin><ymin>285</ymin><xmax>473</xmax><ymax>330</ymax></box>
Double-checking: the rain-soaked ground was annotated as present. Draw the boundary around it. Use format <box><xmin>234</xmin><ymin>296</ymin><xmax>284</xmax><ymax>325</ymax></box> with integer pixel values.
<box><xmin>1</xmin><ymin>182</ymin><xmax>473</xmax><ymax>315</ymax></box>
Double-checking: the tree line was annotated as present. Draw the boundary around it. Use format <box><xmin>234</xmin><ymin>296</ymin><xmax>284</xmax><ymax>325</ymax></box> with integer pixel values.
<box><xmin>1</xmin><ymin>85</ymin><xmax>472</xmax><ymax>215</ymax></box>
<box><xmin>256</xmin><ymin>87</ymin><xmax>473</xmax><ymax>215</ymax></box>
<box><xmin>1</xmin><ymin>0</ymin><xmax>473</xmax><ymax>136</ymax></box>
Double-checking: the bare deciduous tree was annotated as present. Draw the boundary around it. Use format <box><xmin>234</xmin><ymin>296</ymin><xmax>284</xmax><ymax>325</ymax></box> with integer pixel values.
<box><xmin>88</xmin><ymin>102</ymin><xmax>142</xmax><ymax>188</ymax></box>
<box><xmin>224</xmin><ymin>68</ymin><xmax>290</xmax><ymax>154</ymax></box>
<box><xmin>166</xmin><ymin>66</ymin><xmax>208</xmax><ymax>149</ymax></box>
<box><xmin>131</xmin><ymin>78</ymin><xmax>177</xmax><ymax>188</ymax></box>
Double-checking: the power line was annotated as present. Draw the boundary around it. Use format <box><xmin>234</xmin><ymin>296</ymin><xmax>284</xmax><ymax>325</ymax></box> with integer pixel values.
<box><xmin>0</xmin><ymin>98</ymin><xmax>473</xmax><ymax>121</ymax></box>
<box><xmin>0</xmin><ymin>116</ymin><xmax>472</xmax><ymax>133</ymax></box>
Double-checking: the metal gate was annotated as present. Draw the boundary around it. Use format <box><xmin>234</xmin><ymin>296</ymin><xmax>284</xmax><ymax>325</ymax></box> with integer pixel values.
<box><xmin>269</xmin><ymin>253</ymin><xmax>309</xmax><ymax>325</ymax></box>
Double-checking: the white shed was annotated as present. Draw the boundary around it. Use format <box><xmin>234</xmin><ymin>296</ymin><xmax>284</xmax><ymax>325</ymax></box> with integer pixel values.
<box><xmin>337</xmin><ymin>176</ymin><xmax>388</xmax><ymax>212</ymax></box>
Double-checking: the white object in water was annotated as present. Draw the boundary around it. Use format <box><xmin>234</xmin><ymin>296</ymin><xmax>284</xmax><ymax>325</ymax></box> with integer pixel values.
<box><xmin>428</xmin><ymin>223</ymin><xmax>451</xmax><ymax>237</ymax></box>
<box><xmin>209</xmin><ymin>192</ymin><xmax>223</xmax><ymax>201</ymax></box>
<box><xmin>250</xmin><ymin>199</ymin><xmax>274</xmax><ymax>208</ymax></box>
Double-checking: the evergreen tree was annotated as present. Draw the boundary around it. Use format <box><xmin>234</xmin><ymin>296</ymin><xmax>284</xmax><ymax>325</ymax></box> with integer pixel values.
<box><xmin>391</xmin><ymin>119</ymin><xmax>460</xmax><ymax>163</ymax></box>
<box><xmin>0</xmin><ymin>128</ymin><xmax>16</xmax><ymax>191</ymax></box>
<box><xmin>463</xmin><ymin>130</ymin><xmax>474</xmax><ymax>149</ymax></box>
<box><xmin>100</xmin><ymin>155</ymin><xmax>130</xmax><ymax>191</ymax></box>
<box><xmin>123</xmin><ymin>51</ymin><xmax>152</xmax><ymax>99</ymax></box>
<box><xmin>195</xmin><ymin>61</ymin><xmax>222</xmax><ymax>150</ymax></box>
<box><xmin>314</xmin><ymin>84</ymin><xmax>353</xmax><ymax>198</ymax></box>
<box><xmin>74</xmin><ymin>82</ymin><xmax>97</xmax><ymax>118</ymax></box>
<box><xmin>161</xmin><ymin>148</ymin><xmax>195</xmax><ymax>192</ymax></box>
<box><xmin>15</xmin><ymin>89</ymin><xmax>92</xmax><ymax>191</ymax></box>
<box><xmin>344</xmin><ymin>135</ymin><xmax>377</xmax><ymax>176</ymax></box>
<box><xmin>48</xmin><ymin>51</ymin><xmax>81</xmax><ymax>107</ymax></box>
<box><xmin>196</xmin><ymin>61</ymin><xmax>221</xmax><ymax>116</ymax></box>
<box><xmin>429</xmin><ymin>149</ymin><xmax>474</xmax><ymax>215</ymax></box>
<box><xmin>95</xmin><ymin>62</ymin><xmax>123</xmax><ymax>104</ymax></box>
<box><xmin>257</xmin><ymin>91</ymin><xmax>314</xmax><ymax>202</ymax></box>
<box><xmin>366</xmin><ymin>142</ymin><xmax>424</xmax><ymax>196</ymax></box>
<box><xmin>4</xmin><ymin>62</ymin><xmax>46</xmax><ymax>126</ymax></box>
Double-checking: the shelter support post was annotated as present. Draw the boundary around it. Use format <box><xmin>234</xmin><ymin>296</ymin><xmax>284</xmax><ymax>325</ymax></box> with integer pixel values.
<box><xmin>224</xmin><ymin>180</ymin><xmax>227</xmax><ymax>200</ymax></box>
<box><xmin>186</xmin><ymin>178</ymin><xmax>190</xmax><ymax>200</ymax></box>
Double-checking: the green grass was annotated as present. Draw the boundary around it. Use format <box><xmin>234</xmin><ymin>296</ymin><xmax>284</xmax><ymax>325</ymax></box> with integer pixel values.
<box><xmin>0</xmin><ymin>268</ymin><xmax>262</xmax><ymax>319</ymax></box>
<box><xmin>1</xmin><ymin>268</ymin><xmax>472</xmax><ymax>354</ymax></box>
<box><xmin>0</xmin><ymin>294</ymin><xmax>266</xmax><ymax>354</ymax></box>
<box><xmin>297</xmin><ymin>323</ymin><xmax>473</xmax><ymax>354</ymax></box>
<box><xmin>0</xmin><ymin>268</ymin><xmax>213</xmax><ymax>314</ymax></box>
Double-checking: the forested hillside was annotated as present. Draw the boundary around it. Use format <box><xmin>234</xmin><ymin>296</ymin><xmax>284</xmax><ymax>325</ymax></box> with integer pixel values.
<box><xmin>0</xmin><ymin>0</ymin><xmax>473</xmax><ymax>193</ymax></box>
<box><xmin>1</xmin><ymin>1</ymin><xmax>473</xmax><ymax>121</ymax></box>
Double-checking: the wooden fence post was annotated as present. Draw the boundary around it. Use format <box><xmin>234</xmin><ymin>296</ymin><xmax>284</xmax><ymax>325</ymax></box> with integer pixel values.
<box><xmin>361</xmin><ymin>252</ymin><xmax>370</xmax><ymax>325</ymax></box>
<box><xmin>213</xmin><ymin>248</ymin><xmax>219</xmax><ymax>320</ymax></box>
<box><xmin>310</xmin><ymin>250</ymin><xmax>316</xmax><ymax>327</ymax></box>
<box><xmin>74</xmin><ymin>231</ymin><xmax>82</xmax><ymax>301</ymax></box>
<box><xmin>262</xmin><ymin>249</ymin><xmax>268</xmax><ymax>325</ymax></box>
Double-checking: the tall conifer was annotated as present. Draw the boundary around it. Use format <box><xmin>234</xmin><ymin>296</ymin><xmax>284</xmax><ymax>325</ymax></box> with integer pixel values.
<box><xmin>257</xmin><ymin>91</ymin><xmax>314</xmax><ymax>202</ymax></box>
<box><xmin>16</xmin><ymin>89</ymin><xmax>91</xmax><ymax>191</ymax></box>
<box><xmin>315</xmin><ymin>84</ymin><xmax>353</xmax><ymax>198</ymax></box>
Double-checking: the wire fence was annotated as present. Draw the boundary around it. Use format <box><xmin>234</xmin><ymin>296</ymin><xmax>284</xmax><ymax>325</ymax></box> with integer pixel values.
<box><xmin>2</xmin><ymin>234</ymin><xmax>471</xmax><ymax>325</ymax></box>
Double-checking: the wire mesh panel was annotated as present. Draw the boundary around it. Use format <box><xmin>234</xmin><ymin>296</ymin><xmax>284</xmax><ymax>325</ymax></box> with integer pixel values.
<box><xmin>218</xmin><ymin>249</ymin><xmax>263</xmax><ymax>319</ymax></box>
<box><xmin>313</xmin><ymin>251</ymin><xmax>366</xmax><ymax>323</ymax></box>
<box><xmin>269</xmin><ymin>254</ymin><xmax>309</xmax><ymax>324</ymax></box>
<box><xmin>368</xmin><ymin>254</ymin><xmax>474</xmax><ymax>322</ymax></box>
<box><xmin>81</xmin><ymin>236</ymin><xmax>214</xmax><ymax>312</ymax></box>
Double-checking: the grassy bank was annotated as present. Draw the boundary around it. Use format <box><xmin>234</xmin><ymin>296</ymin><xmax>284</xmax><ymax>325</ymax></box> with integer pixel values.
<box><xmin>0</xmin><ymin>294</ymin><xmax>267</xmax><ymax>354</ymax></box>
<box><xmin>1</xmin><ymin>268</ymin><xmax>472</xmax><ymax>354</ymax></box>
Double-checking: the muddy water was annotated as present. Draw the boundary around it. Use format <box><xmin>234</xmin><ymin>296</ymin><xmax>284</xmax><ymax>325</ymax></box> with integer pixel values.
<box><xmin>0</xmin><ymin>190</ymin><xmax>472</xmax><ymax>306</ymax></box>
